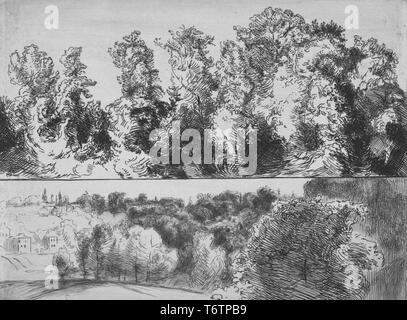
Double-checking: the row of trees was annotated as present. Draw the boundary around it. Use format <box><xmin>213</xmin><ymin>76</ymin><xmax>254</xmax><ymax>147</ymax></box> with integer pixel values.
<box><xmin>59</xmin><ymin>185</ymin><xmax>383</xmax><ymax>300</ymax></box>
<box><xmin>75</xmin><ymin>191</ymin><xmax>183</xmax><ymax>215</ymax></box>
<box><xmin>42</xmin><ymin>189</ymin><xmax>70</xmax><ymax>206</ymax></box>
<box><xmin>55</xmin><ymin>186</ymin><xmax>282</xmax><ymax>285</ymax></box>
<box><xmin>1</xmin><ymin>7</ymin><xmax>406</xmax><ymax>177</ymax></box>
<box><xmin>74</xmin><ymin>186</ymin><xmax>277</xmax><ymax>220</ymax></box>
<box><xmin>73</xmin><ymin>224</ymin><xmax>177</xmax><ymax>282</ymax></box>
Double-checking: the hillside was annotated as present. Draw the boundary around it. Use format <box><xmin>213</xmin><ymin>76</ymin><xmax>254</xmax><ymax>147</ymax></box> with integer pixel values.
<box><xmin>0</xmin><ymin>199</ymin><xmax>126</xmax><ymax>281</ymax></box>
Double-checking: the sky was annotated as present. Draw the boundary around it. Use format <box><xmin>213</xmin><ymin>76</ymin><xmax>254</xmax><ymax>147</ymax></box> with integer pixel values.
<box><xmin>0</xmin><ymin>178</ymin><xmax>310</xmax><ymax>202</ymax></box>
<box><xmin>1</xmin><ymin>0</ymin><xmax>406</xmax><ymax>106</ymax></box>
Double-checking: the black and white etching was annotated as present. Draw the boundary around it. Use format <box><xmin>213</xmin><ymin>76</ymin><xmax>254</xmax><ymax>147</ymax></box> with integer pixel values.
<box><xmin>0</xmin><ymin>0</ymin><xmax>406</xmax><ymax>178</ymax></box>
<box><xmin>1</xmin><ymin>178</ymin><xmax>406</xmax><ymax>300</ymax></box>
<box><xmin>1</xmin><ymin>0</ymin><xmax>407</xmax><ymax>302</ymax></box>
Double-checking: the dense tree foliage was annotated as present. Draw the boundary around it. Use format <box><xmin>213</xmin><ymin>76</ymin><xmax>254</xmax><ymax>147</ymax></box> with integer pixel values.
<box><xmin>0</xmin><ymin>96</ymin><xmax>22</xmax><ymax>153</ymax></box>
<box><xmin>1</xmin><ymin>7</ymin><xmax>405</xmax><ymax>177</ymax></box>
<box><xmin>304</xmin><ymin>178</ymin><xmax>407</xmax><ymax>299</ymax></box>
<box><xmin>157</xmin><ymin>26</ymin><xmax>219</xmax><ymax>133</ymax></box>
<box><xmin>215</xmin><ymin>199</ymin><xmax>382</xmax><ymax>300</ymax></box>
<box><xmin>108</xmin><ymin>31</ymin><xmax>174</xmax><ymax>154</ymax></box>
<box><xmin>69</xmin><ymin>186</ymin><xmax>384</xmax><ymax>299</ymax></box>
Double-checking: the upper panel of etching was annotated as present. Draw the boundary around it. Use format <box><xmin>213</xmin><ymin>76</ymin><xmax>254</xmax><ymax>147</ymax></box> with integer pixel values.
<box><xmin>1</xmin><ymin>0</ymin><xmax>406</xmax><ymax>179</ymax></box>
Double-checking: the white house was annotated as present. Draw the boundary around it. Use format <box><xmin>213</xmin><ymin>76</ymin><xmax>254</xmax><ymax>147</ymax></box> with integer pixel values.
<box><xmin>5</xmin><ymin>233</ymin><xmax>31</xmax><ymax>254</ymax></box>
<box><xmin>42</xmin><ymin>231</ymin><xmax>60</xmax><ymax>253</ymax></box>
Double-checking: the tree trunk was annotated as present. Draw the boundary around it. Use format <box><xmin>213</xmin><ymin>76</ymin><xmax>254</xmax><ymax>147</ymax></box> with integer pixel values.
<box><xmin>303</xmin><ymin>259</ymin><xmax>307</xmax><ymax>282</ymax></box>
<box><xmin>146</xmin><ymin>262</ymin><xmax>149</xmax><ymax>282</ymax></box>
<box><xmin>81</xmin><ymin>257</ymin><xmax>87</xmax><ymax>279</ymax></box>
<box><xmin>95</xmin><ymin>251</ymin><xmax>100</xmax><ymax>280</ymax></box>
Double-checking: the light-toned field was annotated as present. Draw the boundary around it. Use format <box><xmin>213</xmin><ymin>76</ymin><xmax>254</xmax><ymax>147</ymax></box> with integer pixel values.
<box><xmin>0</xmin><ymin>280</ymin><xmax>209</xmax><ymax>300</ymax></box>
<box><xmin>0</xmin><ymin>253</ymin><xmax>53</xmax><ymax>281</ymax></box>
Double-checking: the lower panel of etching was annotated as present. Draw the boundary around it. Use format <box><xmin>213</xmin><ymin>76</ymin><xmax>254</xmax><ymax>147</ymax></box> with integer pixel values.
<box><xmin>0</xmin><ymin>178</ymin><xmax>406</xmax><ymax>300</ymax></box>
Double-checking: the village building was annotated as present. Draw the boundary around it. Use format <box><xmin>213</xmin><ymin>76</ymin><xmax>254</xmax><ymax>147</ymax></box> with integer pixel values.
<box><xmin>0</xmin><ymin>223</ymin><xmax>11</xmax><ymax>241</ymax></box>
<box><xmin>0</xmin><ymin>223</ymin><xmax>11</xmax><ymax>250</ymax></box>
<box><xmin>5</xmin><ymin>233</ymin><xmax>32</xmax><ymax>254</ymax></box>
<box><xmin>42</xmin><ymin>231</ymin><xmax>60</xmax><ymax>253</ymax></box>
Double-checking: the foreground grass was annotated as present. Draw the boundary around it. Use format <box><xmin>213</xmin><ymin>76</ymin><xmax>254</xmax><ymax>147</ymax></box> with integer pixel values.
<box><xmin>0</xmin><ymin>279</ymin><xmax>209</xmax><ymax>300</ymax></box>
